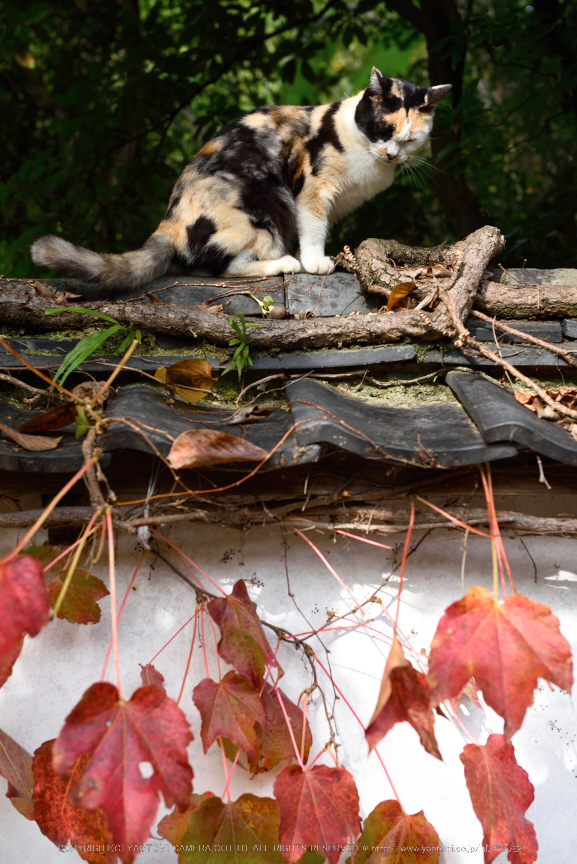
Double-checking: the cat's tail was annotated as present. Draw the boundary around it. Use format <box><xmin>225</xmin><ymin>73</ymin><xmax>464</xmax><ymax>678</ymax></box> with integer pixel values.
<box><xmin>30</xmin><ymin>229</ymin><xmax>175</xmax><ymax>290</ymax></box>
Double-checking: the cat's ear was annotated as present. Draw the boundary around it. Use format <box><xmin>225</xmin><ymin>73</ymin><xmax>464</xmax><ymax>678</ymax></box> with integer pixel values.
<box><xmin>420</xmin><ymin>84</ymin><xmax>452</xmax><ymax>114</ymax></box>
<box><xmin>366</xmin><ymin>66</ymin><xmax>391</xmax><ymax>96</ymax></box>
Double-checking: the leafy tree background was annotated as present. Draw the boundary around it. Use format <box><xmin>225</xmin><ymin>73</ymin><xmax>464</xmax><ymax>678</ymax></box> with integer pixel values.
<box><xmin>2</xmin><ymin>0</ymin><xmax>577</xmax><ymax>278</ymax></box>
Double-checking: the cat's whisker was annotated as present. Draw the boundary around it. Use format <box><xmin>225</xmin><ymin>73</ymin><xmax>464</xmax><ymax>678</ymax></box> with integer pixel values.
<box><xmin>408</xmin><ymin>154</ymin><xmax>450</xmax><ymax>177</ymax></box>
<box><xmin>400</xmin><ymin>159</ymin><xmax>428</xmax><ymax>191</ymax></box>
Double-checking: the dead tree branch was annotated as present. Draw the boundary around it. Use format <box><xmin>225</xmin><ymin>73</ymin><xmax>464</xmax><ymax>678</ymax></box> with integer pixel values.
<box><xmin>477</xmin><ymin>280</ymin><xmax>577</xmax><ymax>319</ymax></box>
<box><xmin>2</xmin><ymin>500</ymin><xmax>577</xmax><ymax>539</ymax></box>
<box><xmin>0</xmin><ymin>226</ymin><xmax>504</xmax><ymax>349</ymax></box>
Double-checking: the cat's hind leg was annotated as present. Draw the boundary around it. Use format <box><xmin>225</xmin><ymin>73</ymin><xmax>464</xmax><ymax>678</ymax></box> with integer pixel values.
<box><xmin>225</xmin><ymin>251</ymin><xmax>301</xmax><ymax>276</ymax></box>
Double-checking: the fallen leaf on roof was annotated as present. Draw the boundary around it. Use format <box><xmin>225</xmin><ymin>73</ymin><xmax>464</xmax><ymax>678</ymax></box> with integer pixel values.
<box><xmin>0</xmin><ymin>418</ymin><xmax>62</xmax><ymax>451</ymax></box>
<box><xmin>155</xmin><ymin>358</ymin><xmax>216</xmax><ymax>404</ymax></box>
<box><xmin>168</xmin><ymin>429</ymin><xmax>267</xmax><ymax>469</ymax></box>
<box><xmin>221</xmin><ymin>406</ymin><xmax>272</xmax><ymax>425</ymax></box>
<box><xmin>386</xmin><ymin>282</ymin><xmax>418</xmax><ymax>312</ymax></box>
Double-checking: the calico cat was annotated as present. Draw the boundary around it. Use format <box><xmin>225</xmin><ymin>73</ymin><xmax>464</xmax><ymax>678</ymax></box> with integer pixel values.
<box><xmin>31</xmin><ymin>68</ymin><xmax>451</xmax><ymax>288</ymax></box>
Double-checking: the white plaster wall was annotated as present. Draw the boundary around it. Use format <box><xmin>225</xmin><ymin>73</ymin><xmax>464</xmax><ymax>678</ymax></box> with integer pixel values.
<box><xmin>1</xmin><ymin>519</ymin><xmax>576</xmax><ymax>864</ymax></box>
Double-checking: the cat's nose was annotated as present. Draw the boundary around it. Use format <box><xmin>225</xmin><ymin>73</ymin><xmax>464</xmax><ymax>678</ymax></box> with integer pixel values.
<box><xmin>387</xmin><ymin>153</ymin><xmax>397</xmax><ymax>161</ymax></box>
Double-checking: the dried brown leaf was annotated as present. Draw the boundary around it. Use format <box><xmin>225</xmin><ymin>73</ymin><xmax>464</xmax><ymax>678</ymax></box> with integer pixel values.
<box><xmin>32</xmin><ymin>280</ymin><xmax>58</xmax><ymax>300</ymax></box>
<box><xmin>71</xmin><ymin>381</ymin><xmax>115</xmax><ymax>406</ymax></box>
<box><xmin>19</xmin><ymin>403</ymin><xmax>76</xmax><ymax>433</ymax></box>
<box><xmin>0</xmin><ymin>728</ymin><xmax>35</xmax><ymax>820</ymax></box>
<box><xmin>155</xmin><ymin>358</ymin><xmax>216</xmax><ymax>404</ymax></box>
<box><xmin>168</xmin><ymin>429</ymin><xmax>267</xmax><ymax>470</ymax></box>
<box><xmin>0</xmin><ymin>418</ymin><xmax>62</xmax><ymax>451</ymax></box>
<box><xmin>386</xmin><ymin>282</ymin><xmax>417</xmax><ymax>312</ymax></box>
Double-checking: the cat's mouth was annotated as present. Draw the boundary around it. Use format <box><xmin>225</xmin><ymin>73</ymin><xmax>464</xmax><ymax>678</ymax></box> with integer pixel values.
<box><xmin>374</xmin><ymin>146</ymin><xmax>406</xmax><ymax>164</ymax></box>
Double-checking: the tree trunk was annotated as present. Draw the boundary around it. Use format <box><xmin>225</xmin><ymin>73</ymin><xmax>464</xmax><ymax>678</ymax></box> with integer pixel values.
<box><xmin>385</xmin><ymin>0</ymin><xmax>488</xmax><ymax>236</ymax></box>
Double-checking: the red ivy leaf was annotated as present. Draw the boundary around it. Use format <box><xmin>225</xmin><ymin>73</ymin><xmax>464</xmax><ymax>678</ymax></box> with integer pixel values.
<box><xmin>274</xmin><ymin>764</ymin><xmax>361</xmax><ymax>864</ymax></box>
<box><xmin>208</xmin><ymin>580</ymin><xmax>281</xmax><ymax>686</ymax></box>
<box><xmin>48</xmin><ymin>568</ymin><xmax>109</xmax><ymax>625</ymax></box>
<box><xmin>428</xmin><ymin>586</ymin><xmax>573</xmax><ymax>740</ymax></box>
<box><xmin>52</xmin><ymin>682</ymin><xmax>193</xmax><ymax>864</ymax></box>
<box><xmin>0</xmin><ymin>727</ymin><xmax>34</xmax><ymax>820</ymax></box>
<box><xmin>33</xmin><ymin>739</ymin><xmax>115</xmax><ymax>864</ymax></box>
<box><xmin>159</xmin><ymin>792</ymin><xmax>325</xmax><ymax>864</ymax></box>
<box><xmin>0</xmin><ymin>554</ymin><xmax>50</xmax><ymax>688</ymax></box>
<box><xmin>348</xmin><ymin>799</ymin><xmax>440</xmax><ymax>863</ymax></box>
<box><xmin>139</xmin><ymin>663</ymin><xmax>166</xmax><ymax>691</ymax></box>
<box><xmin>365</xmin><ymin>638</ymin><xmax>441</xmax><ymax>761</ymax></box>
<box><xmin>248</xmin><ymin>682</ymin><xmax>312</xmax><ymax>774</ymax></box>
<box><xmin>157</xmin><ymin>791</ymin><xmax>215</xmax><ymax>848</ymax></box>
<box><xmin>450</xmin><ymin>676</ymin><xmax>482</xmax><ymax>712</ymax></box>
<box><xmin>192</xmin><ymin>671</ymin><xmax>265</xmax><ymax>754</ymax></box>
<box><xmin>460</xmin><ymin>734</ymin><xmax>538</xmax><ymax>864</ymax></box>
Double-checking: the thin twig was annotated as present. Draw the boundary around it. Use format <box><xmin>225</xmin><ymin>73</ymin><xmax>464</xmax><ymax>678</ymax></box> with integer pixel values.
<box><xmin>365</xmin><ymin>370</ymin><xmax>444</xmax><ymax>389</ymax></box>
<box><xmin>0</xmin><ymin>372</ymin><xmax>66</xmax><ymax>398</ymax></box>
<box><xmin>470</xmin><ymin>310</ymin><xmax>577</xmax><ymax>368</ymax></box>
<box><xmin>439</xmin><ymin>286</ymin><xmax>577</xmax><ymax>421</ymax></box>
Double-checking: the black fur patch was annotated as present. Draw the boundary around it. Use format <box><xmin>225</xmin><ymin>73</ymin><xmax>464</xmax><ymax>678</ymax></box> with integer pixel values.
<box><xmin>176</xmin><ymin>239</ymin><xmax>233</xmax><ymax>276</ymax></box>
<box><xmin>290</xmin><ymin>171</ymin><xmax>305</xmax><ymax>198</ymax></box>
<box><xmin>400</xmin><ymin>80</ymin><xmax>431</xmax><ymax>110</ymax></box>
<box><xmin>197</xmin><ymin>246</ymin><xmax>234</xmax><ymax>277</ymax></box>
<box><xmin>378</xmin><ymin>76</ymin><xmax>403</xmax><ymax>113</ymax></box>
<box><xmin>186</xmin><ymin>216</ymin><xmax>217</xmax><ymax>253</ymax></box>
<box><xmin>239</xmin><ymin>174</ymin><xmax>295</xmax><ymax>245</ymax></box>
<box><xmin>354</xmin><ymin>93</ymin><xmax>395</xmax><ymax>143</ymax></box>
<box><xmin>306</xmin><ymin>102</ymin><xmax>344</xmax><ymax>175</ymax></box>
<box><xmin>178</xmin><ymin>216</ymin><xmax>234</xmax><ymax>274</ymax></box>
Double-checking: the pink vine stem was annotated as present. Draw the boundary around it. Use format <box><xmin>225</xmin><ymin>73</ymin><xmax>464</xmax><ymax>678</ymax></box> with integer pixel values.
<box><xmin>2</xmin><ymin>458</ymin><xmax>98</xmax><ymax>563</ymax></box>
<box><xmin>105</xmin><ymin>509</ymin><xmax>122</xmax><ymax>697</ymax></box>
<box><xmin>291</xmin><ymin>526</ymin><xmax>364</xmax><ymax>614</ymax></box>
<box><xmin>101</xmin><ymin>550</ymin><xmax>147</xmax><ymax>682</ymax></box>
<box><xmin>313</xmin><ymin>652</ymin><xmax>401</xmax><ymax>805</ymax></box>
<box><xmin>394</xmin><ymin>503</ymin><xmax>415</xmax><ymax>633</ymax></box>
<box><xmin>177</xmin><ymin>608</ymin><xmax>199</xmax><ymax>706</ymax></box>
<box><xmin>151</xmin><ymin>529</ymin><xmax>226</xmax><ymax>595</ymax></box>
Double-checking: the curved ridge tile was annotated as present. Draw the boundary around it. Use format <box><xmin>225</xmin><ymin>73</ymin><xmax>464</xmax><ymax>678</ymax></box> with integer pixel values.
<box><xmin>447</xmin><ymin>371</ymin><xmax>577</xmax><ymax>465</ymax></box>
<box><xmin>0</xmin><ymin>386</ymin><xmax>318</xmax><ymax>473</ymax></box>
<box><xmin>286</xmin><ymin>379</ymin><xmax>517</xmax><ymax>468</ymax></box>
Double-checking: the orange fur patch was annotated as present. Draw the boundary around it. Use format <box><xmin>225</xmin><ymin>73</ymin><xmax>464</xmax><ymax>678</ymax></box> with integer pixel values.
<box><xmin>196</xmin><ymin>140</ymin><xmax>221</xmax><ymax>157</ymax></box>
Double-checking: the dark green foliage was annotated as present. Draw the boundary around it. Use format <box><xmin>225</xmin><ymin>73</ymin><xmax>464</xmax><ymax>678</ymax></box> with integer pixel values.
<box><xmin>2</xmin><ymin>1</ymin><xmax>577</xmax><ymax>274</ymax></box>
<box><xmin>222</xmin><ymin>314</ymin><xmax>258</xmax><ymax>380</ymax></box>
<box><xmin>44</xmin><ymin>307</ymin><xmax>140</xmax><ymax>383</ymax></box>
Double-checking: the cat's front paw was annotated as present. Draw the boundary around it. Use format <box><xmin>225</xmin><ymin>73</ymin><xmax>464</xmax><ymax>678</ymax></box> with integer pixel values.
<box><xmin>300</xmin><ymin>255</ymin><xmax>334</xmax><ymax>275</ymax></box>
<box><xmin>276</xmin><ymin>255</ymin><xmax>301</xmax><ymax>275</ymax></box>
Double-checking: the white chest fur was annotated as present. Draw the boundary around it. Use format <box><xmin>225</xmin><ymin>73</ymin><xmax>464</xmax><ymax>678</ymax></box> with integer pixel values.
<box><xmin>329</xmin><ymin>149</ymin><xmax>395</xmax><ymax>223</ymax></box>
<box><xmin>328</xmin><ymin>95</ymin><xmax>396</xmax><ymax>224</ymax></box>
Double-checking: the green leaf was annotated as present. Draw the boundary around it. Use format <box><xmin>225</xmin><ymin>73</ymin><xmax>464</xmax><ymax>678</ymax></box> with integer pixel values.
<box><xmin>53</xmin><ymin>325</ymin><xmax>123</xmax><ymax>384</ymax></box>
<box><xmin>112</xmin><ymin>328</ymin><xmax>139</xmax><ymax>355</ymax></box>
<box><xmin>44</xmin><ymin>307</ymin><xmax>120</xmax><ymax>324</ymax></box>
<box><xmin>48</xmin><ymin>568</ymin><xmax>109</xmax><ymax>625</ymax></box>
<box><xmin>74</xmin><ymin>405</ymin><xmax>92</xmax><ymax>439</ymax></box>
